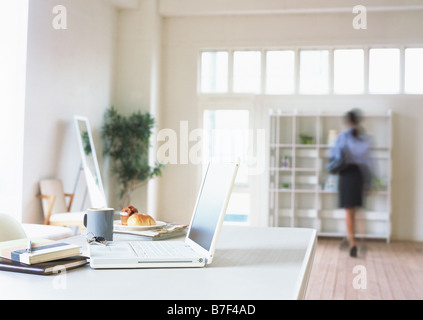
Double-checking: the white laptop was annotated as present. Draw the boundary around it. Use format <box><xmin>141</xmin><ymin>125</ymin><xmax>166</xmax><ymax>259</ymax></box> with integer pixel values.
<box><xmin>89</xmin><ymin>160</ymin><xmax>239</xmax><ymax>269</ymax></box>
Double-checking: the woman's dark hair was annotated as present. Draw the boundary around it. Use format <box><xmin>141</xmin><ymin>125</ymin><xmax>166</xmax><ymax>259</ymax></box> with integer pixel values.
<box><xmin>344</xmin><ymin>109</ymin><xmax>363</xmax><ymax>138</ymax></box>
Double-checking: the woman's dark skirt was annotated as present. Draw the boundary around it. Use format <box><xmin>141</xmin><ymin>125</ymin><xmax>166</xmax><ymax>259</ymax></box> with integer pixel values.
<box><xmin>338</xmin><ymin>164</ymin><xmax>364</xmax><ymax>208</ymax></box>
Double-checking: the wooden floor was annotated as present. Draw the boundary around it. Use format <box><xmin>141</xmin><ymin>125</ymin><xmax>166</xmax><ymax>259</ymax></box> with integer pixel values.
<box><xmin>305</xmin><ymin>237</ymin><xmax>423</xmax><ymax>300</ymax></box>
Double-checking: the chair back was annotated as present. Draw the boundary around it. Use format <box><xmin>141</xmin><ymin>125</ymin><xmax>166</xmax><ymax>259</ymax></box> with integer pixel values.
<box><xmin>39</xmin><ymin>179</ymin><xmax>68</xmax><ymax>217</ymax></box>
<box><xmin>0</xmin><ymin>213</ymin><xmax>27</xmax><ymax>241</ymax></box>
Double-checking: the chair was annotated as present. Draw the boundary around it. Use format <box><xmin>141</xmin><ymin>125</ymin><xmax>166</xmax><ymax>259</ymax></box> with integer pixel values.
<box><xmin>0</xmin><ymin>213</ymin><xmax>73</xmax><ymax>241</ymax></box>
<box><xmin>37</xmin><ymin>179</ymin><xmax>84</xmax><ymax>227</ymax></box>
<box><xmin>0</xmin><ymin>213</ymin><xmax>27</xmax><ymax>241</ymax></box>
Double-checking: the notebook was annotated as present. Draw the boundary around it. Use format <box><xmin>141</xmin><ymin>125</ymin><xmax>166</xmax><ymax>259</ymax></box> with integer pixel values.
<box><xmin>89</xmin><ymin>160</ymin><xmax>239</xmax><ymax>269</ymax></box>
<box><xmin>0</xmin><ymin>238</ymin><xmax>82</xmax><ymax>265</ymax></box>
<box><xmin>0</xmin><ymin>256</ymin><xmax>88</xmax><ymax>275</ymax></box>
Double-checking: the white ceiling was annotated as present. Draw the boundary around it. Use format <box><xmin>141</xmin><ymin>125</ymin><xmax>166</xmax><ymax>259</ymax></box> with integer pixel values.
<box><xmin>106</xmin><ymin>0</ymin><xmax>139</xmax><ymax>9</ymax></box>
<box><xmin>104</xmin><ymin>0</ymin><xmax>423</xmax><ymax>15</ymax></box>
<box><xmin>159</xmin><ymin>0</ymin><xmax>423</xmax><ymax>17</ymax></box>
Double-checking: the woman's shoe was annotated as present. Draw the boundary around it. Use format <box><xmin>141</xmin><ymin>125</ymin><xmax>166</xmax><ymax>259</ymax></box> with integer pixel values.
<box><xmin>349</xmin><ymin>245</ymin><xmax>357</xmax><ymax>257</ymax></box>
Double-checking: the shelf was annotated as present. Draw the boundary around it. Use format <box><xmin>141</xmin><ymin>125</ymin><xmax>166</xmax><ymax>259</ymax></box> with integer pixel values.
<box><xmin>270</xmin><ymin>189</ymin><xmax>320</xmax><ymax>193</ymax></box>
<box><xmin>294</xmin><ymin>189</ymin><xmax>319</xmax><ymax>193</ymax></box>
<box><xmin>269</xmin><ymin>167</ymin><xmax>292</xmax><ymax>171</ymax></box>
<box><xmin>268</xmin><ymin>110</ymin><xmax>392</xmax><ymax>242</ymax></box>
<box><xmin>269</xmin><ymin>167</ymin><xmax>316</xmax><ymax>172</ymax></box>
<box><xmin>294</xmin><ymin>144</ymin><xmax>318</xmax><ymax>148</ymax></box>
<box><xmin>271</xmin><ymin>143</ymin><xmax>391</xmax><ymax>150</ymax></box>
<box><xmin>278</xmin><ymin>209</ymin><xmax>292</xmax><ymax>217</ymax></box>
<box><xmin>319</xmin><ymin>210</ymin><xmax>390</xmax><ymax>221</ymax></box>
<box><xmin>275</xmin><ymin>190</ymin><xmax>390</xmax><ymax>196</ymax></box>
<box><xmin>317</xmin><ymin>232</ymin><xmax>389</xmax><ymax>239</ymax></box>
<box><xmin>319</xmin><ymin>190</ymin><xmax>389</xmax><ymax>195</ymax></box>
<box><xmin>270</xmin><ymin>188</ymin><xmax>390</xmax><ymax>195</ymax></box>
<box><xmin>270</xmin><ymin>144</ymin><xmax>294</xmax><ymax>148</ymax></box>
<box><xmin>294</xmin><ymin>209</ymin><xmax>318</xmax><ymax>218</ymax></box>
<box><xmin>269</xmin><ymin>189</ymin><xmax>292</xmax><ymax>192</ymax></box>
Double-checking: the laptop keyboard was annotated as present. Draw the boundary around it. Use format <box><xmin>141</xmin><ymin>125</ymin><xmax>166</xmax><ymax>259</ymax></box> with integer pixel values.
<box><xmin>129</xmin><ymin>241</ymin><xmax>189</xmax><ymax>258</ymax></box>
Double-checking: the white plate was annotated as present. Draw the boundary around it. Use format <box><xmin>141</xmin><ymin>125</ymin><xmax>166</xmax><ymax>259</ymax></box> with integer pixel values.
<box><xmin>113</xmin><ymin>220</ymin><xmax>166</xmax><ymax>231</ymax></box>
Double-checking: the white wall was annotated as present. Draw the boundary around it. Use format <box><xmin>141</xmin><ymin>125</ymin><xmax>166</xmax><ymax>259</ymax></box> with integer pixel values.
<box><xmin>22</xmin><ymin>0</ymin><xmax>117</xmax><ymax>223</ymax></box>
<box><xmin>113</xmin><ymin>0</ymin><xmax>162</xmax><ymax>215</ymax></box>
<box><xmin>0</xmin><ymin>0</ymin><xmax>29</xmax><ymax>220</ymax></box>
<box><xmin>160</xmin><ymin>10</ymin><xmax>423</xmax><ymax>240</ymax></box>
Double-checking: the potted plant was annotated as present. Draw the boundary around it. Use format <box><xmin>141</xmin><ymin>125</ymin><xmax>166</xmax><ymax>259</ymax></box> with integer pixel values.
<box><xmin>102</xmin><ymin>107</ymin><xmax>165</xmax><ymax>208</ymax></box>
<box><xmin>299</xmin><ymin>133</ymin><xmax>314</xmax><ymax>145</ymax></box>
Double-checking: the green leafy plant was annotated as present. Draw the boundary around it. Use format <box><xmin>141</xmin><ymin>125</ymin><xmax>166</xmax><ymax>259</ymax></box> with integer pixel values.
<box><xmin>299</xmin><ymin>133</ymin><xmax>314</xmax><ymax>145</ymax></box>
<box><xmin>102</xmin><ymin>107</ymin><xmax>165</xmax><ymax>208</ymax></box>
<box><xmin>81</xmin><ymin>131</ymin><xmax>92</xmax><ymax>155</ymax></box>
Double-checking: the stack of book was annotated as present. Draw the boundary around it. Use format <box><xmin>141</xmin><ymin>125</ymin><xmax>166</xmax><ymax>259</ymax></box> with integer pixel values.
<box><xmin>0</xmin><ymin>238</ymin><xmax>87</xmax><ymax>275</ymax></box>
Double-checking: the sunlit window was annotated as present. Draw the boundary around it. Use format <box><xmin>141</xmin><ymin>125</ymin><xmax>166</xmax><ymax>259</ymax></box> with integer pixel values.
<box><xmin>265</xmin><ymin>50</ymin><xmax>295</xmax><ymax>94</ymax></box>
<box><xmin>225</xmin><ymin>193</ymin><xmax>250</xmax><ymax>223</ymax></box>
<box><xmin>203</xmin><ymin>110</ymin><xmax>249</xmax><ymax>182</ymax></box>
<box><xmin>233</xmin><ymin>51</ymin><xmax>261</xmax><ymax>93</ymax></box>
<box><xmin>200</xmin><ymin>51</ymin><xmax>228</xmax><ymax>93</ymax></box>
<box><xmin>299</xmin><ymin>50</ymin><xmax>329</xmax><ymax>94</ymax></box>
<box><xmin>203</xmin><ymin>109</ymin><xmax>250</xmax><ymax>223</ymax></box>
<box><xmin>405</xmin><ymin>48</ymin><xmax>423</xmax><ymax>94</ymax></box>
<box><xmin>199</xmin><ymin>46</ymin><xmax>422</xmax><ymax>97</ymax></box>
<box><xmin>369</xmin><ymin>48</ymin><xmax>400</xmax><ymax>94</ymax></box>
<box><xmin>334</xmin><ymin>49</ymin><xmax>364</xmax><ymax>94</ymax></box>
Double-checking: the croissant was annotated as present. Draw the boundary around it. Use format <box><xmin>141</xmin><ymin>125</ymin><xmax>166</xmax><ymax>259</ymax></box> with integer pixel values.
<box><xmin>127</xmin><ymin>213</ymin><xmax>156</xmax><ymax>226</ymax></box>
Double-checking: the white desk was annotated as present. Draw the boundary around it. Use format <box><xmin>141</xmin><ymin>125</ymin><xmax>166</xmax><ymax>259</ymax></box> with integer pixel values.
<box><xmin>0</xmin><ymin>226</ymin><xmax>316</xmax><ymax>300</ymax></box>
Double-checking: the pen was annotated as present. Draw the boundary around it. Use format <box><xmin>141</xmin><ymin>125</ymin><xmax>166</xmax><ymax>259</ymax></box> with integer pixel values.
<box><xmin>27</xmin><ymin>239</ymin><xmax>32</xmax><ymax>254</ymax></box>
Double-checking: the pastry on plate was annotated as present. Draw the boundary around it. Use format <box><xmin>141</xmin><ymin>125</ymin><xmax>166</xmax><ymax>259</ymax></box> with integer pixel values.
<box><xmin>120</xmin><ymin>205</ymin><xmax>138</xmax><ymax>225</ymax></box>
<box><xmin>127</xmin><ymin>213</ymin><xmax>156</xmax><ymax>226</ymax></box>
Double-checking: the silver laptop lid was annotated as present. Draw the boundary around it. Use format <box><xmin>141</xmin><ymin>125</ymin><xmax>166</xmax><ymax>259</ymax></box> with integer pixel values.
<box><xmin>185</xmin><ymin>160</ymin><xmax>239</xmax><ymax>264</ymax></box>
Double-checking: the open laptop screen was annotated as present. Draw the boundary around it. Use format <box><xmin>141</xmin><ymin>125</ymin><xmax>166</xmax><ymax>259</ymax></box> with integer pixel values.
<box><xmin>187</xmin><ymin>162</ymin><xmax>238</xmax><ymax>251</ymax></box>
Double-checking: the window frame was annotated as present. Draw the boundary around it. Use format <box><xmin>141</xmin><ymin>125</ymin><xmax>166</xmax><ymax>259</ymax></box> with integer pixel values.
<box><xmin>198</xmin><ymin>45</ymin><xmax>423</xmax><ymax>96</ymax></box>
<box><xmin>198</xmin><ymin>99</ymin><xmax>258</xmax><ymax>225</ymax></box>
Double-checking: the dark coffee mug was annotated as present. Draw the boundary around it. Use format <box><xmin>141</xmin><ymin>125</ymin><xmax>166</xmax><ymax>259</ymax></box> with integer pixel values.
<box><xmin>83</xmin><ymin>208</ymin><xmax>114</xmax><ymax>241</ymax></box>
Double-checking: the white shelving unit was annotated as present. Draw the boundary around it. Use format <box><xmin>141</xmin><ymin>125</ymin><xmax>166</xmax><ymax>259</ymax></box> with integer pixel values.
<box><xmin>268</xmin><ymin>110</ymin><xmax>392</xmax><ymax>242</ymax></box>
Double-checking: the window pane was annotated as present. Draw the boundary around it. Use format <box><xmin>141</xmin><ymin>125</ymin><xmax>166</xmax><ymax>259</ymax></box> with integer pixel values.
<box><xmin>405</xmin><ymin>48</ymin><xmax>423</xmax><ymax>94</ymax></box>
<box><xmin>369</xmin><ymin>48</ymin><xmax>400</xmax><ymax>94</ymax></box>
<box><xmin>233</xmin><ymin>51</ymin><xmax>261</xmax><ymax>93</ymax></box>
<box><xmin>203</xmin><ymin>109</ymin><xmax>249</xmax><ymax>184</ymax></box>
<box><xmin>265</xmin><ymin>50</ymin><xmax>295</xmax><ymax>94</ymax></box>
<box><xmin>200</xmin><ymin>51</ymin><xmax>228</xmax><ymax>93</ymax></box>
<box><xmin>299</xmin><ymin>50</ymin><xmax>329</xmax><ymax>94</ymax></box>
<box><xmin>334</xmin><ymin>49</ymin><xmax>364</xmax><ymax>94</ymax></box>
<box><xmin>203</xmin><ymin>109</ymin><xmax>250</xmax><ymax>224</ymax></box>
<box><xmin>225</xmin><ymin>192</ymin><xmax>250</xmax><ymax>223</ymax></box>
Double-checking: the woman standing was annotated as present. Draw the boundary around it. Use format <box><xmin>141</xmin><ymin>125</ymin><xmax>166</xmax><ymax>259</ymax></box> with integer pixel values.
<box><xmin>330</xmin><ymin>109</ymin><xmax>373</xmax><ymax>257</ymax></box>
